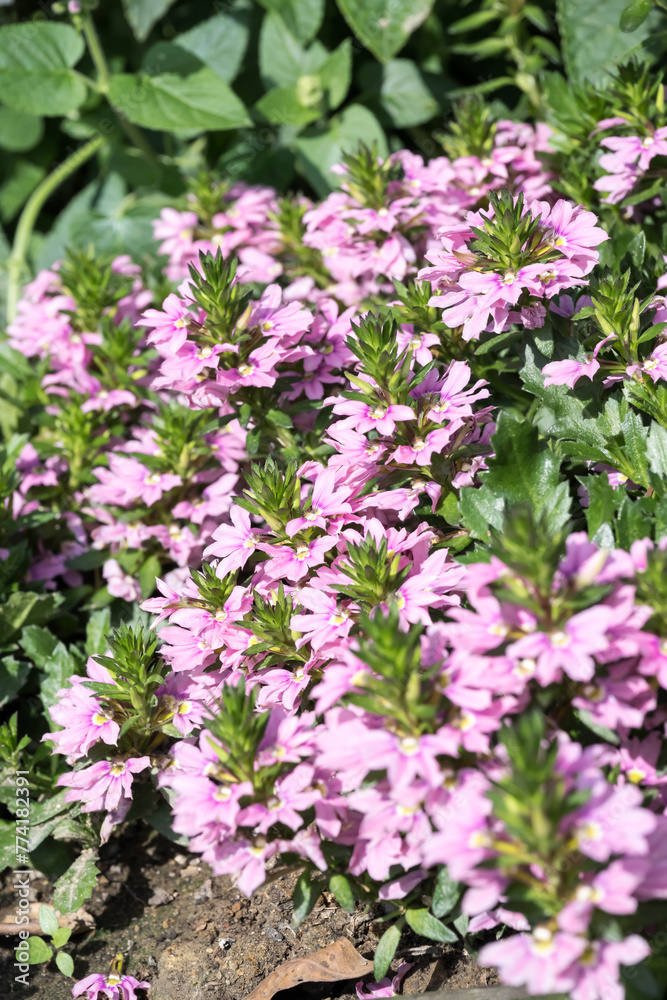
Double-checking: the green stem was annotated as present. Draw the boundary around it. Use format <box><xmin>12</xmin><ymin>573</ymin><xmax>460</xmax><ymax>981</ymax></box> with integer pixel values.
<box><xmin>81</xmin><ymin>13</ymin><xmax>109</xmax><ymax>93</ymax></box>
<box><xmin>6</xmin><ymin>134</ymin><xmax>105</xmax><ymax>322</ymax></box>
<box><xmin>81</xmin><ymin>11</ymin><xmax>157</xmax><ymax>162</ymax></box>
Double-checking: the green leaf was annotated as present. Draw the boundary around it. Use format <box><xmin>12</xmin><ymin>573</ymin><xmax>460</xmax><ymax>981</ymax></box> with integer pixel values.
<box><xmin>19</xmin><ymin>626</ymin><xmax>59</xmax><ymax>669</ymax></box>
<box><xmin>0</xmin><ymin>23</ymin><xmax>86</xmax><ymax>116</ymax></box>
<box><xmin>557</xmin><ymin>0</ymin><xmax>660</xmax><ymax>86</ymax></box>
<box><xmin>479</xmin><ymin>412</ymin><xmax>568</xmax><ymax>528</ymax></box>
<box><xmin>0</xmin><ymin>160</ymin><xmax>45</xmax><ymax>223</ymax></box>
<box><xmin>405</xmin><ymin>907</ymin><xmax>458</xmax><ymax>943</ymax></box>
<box><xmin>0</xmin><ymin>592</ymin><xmax>61</xmax><ymax>644</ymax></box>
<box><xmin>0</xmin><ymin>106</ymin><xmax>43</xmax><ymax>152</ymax></box>
<box><xmin>267</xmin><ymin>409</ymin><xmax>294</xmax><ymax>428</ymax></box>
<box><xmin>0</xmin><ymin>656</ymin><xmax>30</xmax><ymax>708</ymax></box>
<box><xmin>55</xmin><ymin>951</ymin><xmax>74</xmax><ymax>978</ymax></box>
<box><xmin>51</xmin><ymin>926</ymin><xmax>72</xmax><ymax>949</ymax></box>
<box><xmin>254</xmin><ymin>85</ymin><xmax>323</xmax><ymax>127</ymax></box>
<box><xmin>108</xmin><ymin>70</ymin><xmax>250</xmax><ymax>133</ymax></box>
<box><xmin>626</xmin><ymin>230</ymin><xmax>646</xmax><ymax>267</ymax></box>
<box><xmin>295</xmin><ymin>104</ymin><xmax>387</xmax><ymax>197</ymax></box>
<box><xmin>27</xmin><ymin>936</ymin><xmax>53</xmax><ymax>965</ymax></box>
<box><xmin>138</xmin><ymin>554</ymin><xmax>161</xmax><ymax>600</ymax></box>
<box><xmin>176</xmin><ymin>9</ymin><xmax>251</xmax><ymax>83</ymax></box>
<box><xmin>122</xmin><ymin>0</ymin><xmax>178</xmax><ymax>41</ymax></box>
<box><xmin>40</xmin><ymin>642</ymin><xmax>79</xmax><ymax>717</ymax></box>
<box><xmin>359</xmin><ymin>59</ymin><xmax>440</xmax><ymax>127</ymax></box>
<box><xmin>432</xmin><ymin>867</ymin><xmax>460</xmax><ymax>919</ymax></box>
<box><xmin>647</xmin><ymin>422</ymin><xmax>667</xmax><ymax>478</ymax></box>
<box><xmin>85</xmin><ymin>609</ymin><xmax>111</xmax><ymax>657</ymax></box>
<box><xmin>453</xmin><ymin>912</ymin><xmax>470</xmax><ymax>937</ymax></box>
<box><xmin>52</xmin><ymin>850</ymin><xmax>100</xmax><ymax>914</ymax></box>
<box><xmin>580</xmin><ymin>474</ymin><xmax>625</xmax><ymax>539</ymax></box>
<box><xmin>259</xmin><ymin>12</ymin><xmax>309</xmax><ymax>88</ymax></box>
<box><xmin>335</xmin><ymin>0</ymin><xmax>435</xmax><ymax>62</ymax></box>
<box><xmin>329</xmin><ymin>873</ymin><xmax>355</xmax><ymax>913</ymax></box>
<box><xmin>458</xmin><ymin>484</ymin><xmax>505</xmax><ymax>540</ymax></box>
<box><xmin>0</xmin><ymin>819</ymin><xmax>14</xmax><ymax>872</ymax></box>
<box><xmin>620</xmin><ymin>0</ymin><xmax>653</xmax><ymax>31</ymax></box>
<box><xmin>574</xmin><ymin>708</ymin><xmax>620</xmax><ymax>744</ymax></box>
<box><xmin>319</xmin><ymin>39</ymin><xmax>353</xmax><ymax>110</ymax></box>
<box><xmin>291</xmin><ymin>870</ymin><xmax>323</xmax><ymax>928</ymax></box>
<box><xmin>38</xmin><ymin>904</ymin><xmax>59</xmax><ymax>937</ymax></box>
<box><xmin>374</xmin><ymin>922</ymin><xmax>402</xmax><ymax>981</ymax></box>
<box><xmin>258</xmin><ymin>0</ymin><xmax>325</xmax><ymax>43</ymax></box>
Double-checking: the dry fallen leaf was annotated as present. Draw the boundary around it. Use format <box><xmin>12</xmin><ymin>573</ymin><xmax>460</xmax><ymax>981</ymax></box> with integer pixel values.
<box><xmin>0</xmin><ymin>901</ymin><xmax>95</xmax><ymax>936</ymax></box>
<box><xmin>243</xmin><ymin>937</ymin><xmax>373</xmax><ymax>1000</ymax></box>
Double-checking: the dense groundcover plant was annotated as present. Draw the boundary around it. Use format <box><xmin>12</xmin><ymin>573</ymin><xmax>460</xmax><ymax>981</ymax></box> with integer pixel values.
<box><xmin>4</xmin><ymin>6</ymin><xmax>667</xmax><ymax>1000</ymax></box>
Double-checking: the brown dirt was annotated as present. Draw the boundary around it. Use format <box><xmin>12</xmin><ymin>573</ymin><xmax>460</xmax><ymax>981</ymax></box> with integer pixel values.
<box><xmin>0</xmin><ymin>827</ymin><xmax>497</xmax><ymax>999</ymax></box>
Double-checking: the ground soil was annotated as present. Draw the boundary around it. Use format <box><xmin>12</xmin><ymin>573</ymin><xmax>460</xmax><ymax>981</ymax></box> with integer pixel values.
<box><xmin>0</xmin><ymin>826</ymin><xmax>498</xmax><ymax>999</ymax></box>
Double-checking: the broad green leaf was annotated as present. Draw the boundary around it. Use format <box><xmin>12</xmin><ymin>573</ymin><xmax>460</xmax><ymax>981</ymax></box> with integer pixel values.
<box><xmin>329</xmin><ymin>873</ymin><xmax>355</xmax><ymax>912</ymax></box>
<box><xmin>319</xmin><ymin>39</ymin><xmax>353</xmax><ymax>110</ymax></box>
<box><xmin>0</xmin><ymin>23</ymin><xmax>86</xmax><ymax>115</ymax></box>
<box><xmin>55</xmin><ymin>951</ymin><xmax>75</xmax><ymax>978</ymax></box>
<box><xmin>35</xmin><ymin>180</ymin><xmax>100</xmax><ymax>271</ymax></box>
<box><xmin>52</xmin><ymin>850</ymin><xmax>100</xmax><ymax>914</ymax></box>
<box><xmin>259</xmin><ymin>13</ymin><xmax>310</xmax><ymax>87</ymax></box>
<box><xmin>295</xmin><ymin>104</ymin><xmax>387</xmax><ymax>197</ymax></box>
<box><xmin>38</xmin><ymin>904</ymin><xmax>59</xmax><ymax>937</ymax></box>
<box><xmin>291</xmin><ymin>870</ymin><xmax>323</xmax><ymax>928</ymax></box>
<box><xmin>0</xmin><ymin>656</ymin><xmax>30</xmax><ymax>708</ymax></box>
<box><xmin>85</xmin><ymin>609</ymin><xmax>111</xmax><ymax>658</ymax></box>
<box><xmin>39</xmin><ymin>642</ymin><xmax>79</xmax><ymax>716</ymax></box>
<box><xmin>432</xmin><ymin>867</ymin><xmax>460</xmax><ymax>919</ymax></box>
<box><xmin>254</xmin><ymin>85</ymin><xmax>323</xmax><ymax>128</ymax></box>
<box><xmin>108</xmin><ymin>70</ymin><xmax>250</xmax><ymax>133</ymax></box>
<box><xmin>0</xmin><ymin>106</ymin><xmax>43</xmax><ymax>152</ymax></box>
<box><xmin>138</xmin><ymin>554</ymin><xmax>161</xmax><ymax>600</ymax></box>
<box><xmin>557</xmin><ymin>0</ymin><xmax>661</xmax><ymax>86</ymax></box>
<box><xmin>574</xmin><ymin>708</ymin><xmax>620</xmax><ymax>744</ymax></box>
<box><xmin>51</xmin><ymin>926</ymin><xmax>72</xmax><ymax>949</ymax></box>
<box><xmin>122</xmin><ymin>0</ymin><xmax>177</xmax><ymax>41</ymax></box>
<box><xmin>258</xmin><ymin>0</ymin><xmax>324</xmax><ymax>43</ymax></box>
<box><xmin>626</xmin><ymin>230</ymin><xmax>646</xmax><ymax>267</ymax></box>
<box><xmin>405</xmin><ymin>907</ymin><xmax>458</xmax><ymax>942</ymax></box>
<box><xmin>0</xmin><ymin>592</ymin><xmax>62</xmax><ymax>644</ymax></box>
<box><xmin>19</xmin><ymin>625</ymin><xmax>59</xmax><ymax>669</ymax></box>
<box><xmin>27</xmin><ymin>936</ymin><xmax>53</xmax><ymax>964</ymax></box>
<box><xmin>69</xmin><ymin>191</ymin><xmax>171</xmax><ymax>260</ymax></box>
<box><xmin>176</xmin><ymin>9</ymin><xmax>251</xmax><ymax>83</ymax></box>
<box><xmin>336</xmin><ymin>0</ymin><xmax>435</xmax><ymax>62</ymax></box>
<box><xmin>620</xmin><ymin>0</ymin><xmax>653</xmax><ymax>32</ymax></box>
<box><xmin>359</xmin><ymin>59</ymin><xmax>440</xmax><ymax>127</ymax></box>
<box><xmin>374</xmin><ymin>922</ymin><xmax>402</xmax><ymax>981</ymax></box>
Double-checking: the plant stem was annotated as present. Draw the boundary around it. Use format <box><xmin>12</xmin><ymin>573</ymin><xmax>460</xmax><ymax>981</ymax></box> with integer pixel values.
<box><xmin>81</xmin><ymin>11</ymin><xmax>157</xmax><ymax>162</ymax></box>
<box><xmin>6</xmin><ymin>134</ymin><xmax>105</xmax><ymax>322</ymax></box>
<box><xmin>81</xmin><ymin>13</ymin><xmax>109</xmax><ymax>93</ymax></box>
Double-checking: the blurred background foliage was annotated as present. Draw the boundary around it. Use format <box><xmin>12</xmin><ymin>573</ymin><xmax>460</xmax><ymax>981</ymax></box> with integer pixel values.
<box><xmin>0</xmin><ymin>0</ymin><xmax>666</xmax><ymax>320</ymax></box>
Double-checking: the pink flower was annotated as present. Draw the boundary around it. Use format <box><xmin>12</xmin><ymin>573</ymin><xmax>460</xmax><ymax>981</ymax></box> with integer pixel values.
<box><xmin>507</xmin><ymin>605</ymin><xmax>614</xmax><ymax>684</ymax></box>
<box><xmin>291</xmin><ymin>589</ymin><xmax>355</xmax><ymax>650</ymax></box>
<box><xmin>479</xmin><ymin>928</ymin><xmax>587</xmax><ymax>995</ymax></box>
<box><xmin>285</xmin><ymin>469</ymin><xmax>354</xmax><ymax>536</ymax></box>
<box><xmin>72</xmin><ymin>972</ymin><xmax>150</xmax><ymax>999</ymax></box>
<box><xmin>543</xmin><ymin>356</ymin><xmax>600</xmax><ymax>388</ymax></box>
<box><xmin>58</xmin><ymin>757</ymin><xmax>150</xmax><ymax>813</ymax></box>
<box><xmin>569</xmin><ymin>936</ymin><xmax>650</xmax><ymax>1000</ymax></box>
<box><xmin>332</xmin><ymin>399</ymin><xmax>414</xmax><ymax>435</ymax></box>
<box><xmin>204</xmin><ymin>506</ymin><xmax>264</xmax><ymax>575</ymax></box>
<box><xmin>356</xmin><ymin>962</ymin><xmax>413</xmax><ymax>999</ymax></box>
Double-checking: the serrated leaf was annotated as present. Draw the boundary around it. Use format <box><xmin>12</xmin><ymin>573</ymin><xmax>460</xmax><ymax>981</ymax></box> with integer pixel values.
<box><xmin>374</xmin><ymin>922</ymin><xmax>402</xmax><ymax>981</ymax></box>
<box><xmin>405</xmin><ymin>907</ymin><xmax>458</xmax><ymax>942</ymax></box>
<box><xmin>52</xmin><ymin>850</ymin><xmax>100</xmax><ymax>914</ymax></box>
<box><xmin>27</xmin><ymin>936</ymin><xmax>53</xmax><ymax>964</ymax></box>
